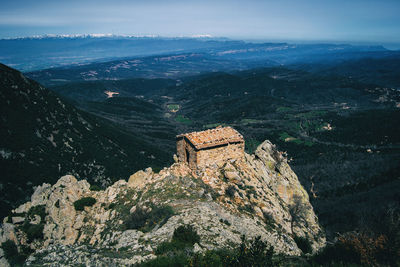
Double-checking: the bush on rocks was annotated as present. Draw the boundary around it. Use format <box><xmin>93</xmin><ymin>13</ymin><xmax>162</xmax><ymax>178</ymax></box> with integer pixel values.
<box><xmin>124</xmin><ymin>205</ymin><xmax>174</xmax><ymax>232</ymax></box>
<box><xmin>73</xmin><ymin>197</ymin><xmax>96</xmax><ymax>211</ymax></box>
<box><xmin>155</xmin><ymin>224</ymin><xmax>200</xmax><ymax>255</ymax></box>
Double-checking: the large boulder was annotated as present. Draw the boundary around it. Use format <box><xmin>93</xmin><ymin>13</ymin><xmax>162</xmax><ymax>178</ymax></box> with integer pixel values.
<box><xmin>128</xmin><ymin>168</ymin><xmax>153</xmax><ymax>189</ymax></box>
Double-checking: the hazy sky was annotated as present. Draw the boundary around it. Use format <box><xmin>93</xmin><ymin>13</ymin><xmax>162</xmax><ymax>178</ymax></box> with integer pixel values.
<box><xmin>1</xmin><ymin>0</ymin><xmax>399</xmax><ymax>44</ymax></box>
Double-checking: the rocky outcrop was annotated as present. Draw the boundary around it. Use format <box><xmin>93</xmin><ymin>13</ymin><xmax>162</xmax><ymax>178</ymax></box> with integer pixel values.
<box><xmin>127</xmin><ymin>168</ymin><xmax>153</xmax><ymax>189</ymax></box>
<box><xmin>0</xmin><ymin>140</ymin><xmax>325</xmax><ymax>266</ymax></box>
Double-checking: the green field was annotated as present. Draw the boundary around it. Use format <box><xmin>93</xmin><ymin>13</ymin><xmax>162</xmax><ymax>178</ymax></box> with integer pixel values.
<box><xmin>175</xmin><ymin>115</ymin><xmax>192</xmax><ymax>125</ymax></box>
<box><xmin>167</xmin><ymin>104</ymin><xmax>180</xmax><ymax>112</ymax></box>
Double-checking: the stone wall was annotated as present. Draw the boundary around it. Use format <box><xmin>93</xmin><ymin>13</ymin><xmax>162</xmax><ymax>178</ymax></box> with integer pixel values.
<box><xmin>176</xmin><ymin>138</ymin><xmax>185</xmax><ymax>161</ymax></box>
<box><xmin>178</xmin><ymin>137</ymin><xmax>245</xmax><ymax>169</ymax></box>
<box><xmin>197</xmin><ymin>142</ymin><xmax>244</xmax><ymax>168</ymax></box>
<box><xmin>176</xmin><ymin>137</ymin><xmax>197</xmax><ymax>169</ymax></box>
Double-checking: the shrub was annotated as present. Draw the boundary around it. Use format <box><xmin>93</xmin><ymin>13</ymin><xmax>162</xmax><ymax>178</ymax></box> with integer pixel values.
<box><xmin>155</xmin><ymin>240</ymin><xmax>187</xmax><ymax>255</ymax></box>
<box><xmin>289</xmin><ymin>195</ymin><xmax>308</xmax><ymax>222</ymax></box>
<box><xmin>141</xmin><ymin>253</ymin><xmax>188</xmax><ymax>267</ymax></box>
<box><xmin>108</xmin><ymin>203</ymin><xmax>116</xmax><ymax>210</ymax></box>
<box><xmin>124</xmin><ymin>205</ymin><xmax>174</xmax><ymax>232</ymax></box>
<box><xmin>191</xmin><ymin>235</ymin><xmax>274</xmax><ymax>267</ymax></box>
<box><xmin>1</xmin><ymin>240</ymin><xmax>32</xmax><ymax>266</ymax></box>
<box><xmin>294</xmin><ymin>236</ymin><xmax>312</xmax><ymax>254</ymax></box>
<box><xmin>225</xmin><ymin>186</ymin><xmax>236</xmax><ymax>198</ymax></box>
<box><xmin>151</xmin><ymin>166</ymin><xmax>162</xmax><ymax>174</ymax></box>
<box><xmin>262</xmin><ymin>211</ymin><xmax>276</xmax><ymax>230</ymax></box>
<box><xmin>312</xmin><ymin>242</ymin><xmax>360</xmax><ymax>265</ymax></box>
<box><xmin>20</xmin><ymin>223</ymin><xmax>44</xmax><ymax>242</ymax></box>
<box><xmin>1</xmin><ymin>240</ymin><xmax>22</xmax><ymax>265</ymax></box>
<box><xmin>125</xmin><ymin>207</ymin><xmax>148</xmax><ymax>230</ymax></box>
<box><xmin>190</xmin><ymin>249</ymin><xmax>233</xmax><ymax>267</ymax></box>
<box><xmin>19</xmin><ymin>205</ymin><xmax>47</xmax><ymax>243</ymax></box>
<box><xmin>148</xmin><ymin>235</ymin><xmax>275</xmax><ymax>267</ymax></box>
<box><xmin>27</xmin><ymin>205</ymin><xmax>46</xmax><ymax>221</ymax></box>
<box><xmin>173</xmin><ymin>225</ymin><xmax>200</xmax><ymax>245</ymax></box>
<box><xmin>233</xmin><ymin>235</ymin><xmax>274</xmax><ymax>267</ymax></box>
<box><xmin>73</xmin><ymin>197</ymin><xmax>96</xmax><ymax>211</ymax></box>
<box><xmin>311</xmin><ymin>232</ymin><xmax>380</xmax><ymax>265</ymax></box>
<box><xmin>238</xmin><ymin>204</ymin><xmax>255</xmax><ymax>214</ymax></box>
<box><xmin>155</xmin><ymin>224</ymin><xmax>200</xmax><ymax>255</ymax></box>
<box><xmin>220</xmin><ymin>218</ymin><xmax>231</xmax><ymax>226</ymax></box>
<box><xmin>89</xmin><ymin>184</ymin><xmax>102</xmax><ymax>191</ymax></box>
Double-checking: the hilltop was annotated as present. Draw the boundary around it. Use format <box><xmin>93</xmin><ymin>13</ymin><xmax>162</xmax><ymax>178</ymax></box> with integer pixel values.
<box><xmin>0</xmin><ymin>140</ymin><xmax>325</xmax><ymax>266</ymax></box>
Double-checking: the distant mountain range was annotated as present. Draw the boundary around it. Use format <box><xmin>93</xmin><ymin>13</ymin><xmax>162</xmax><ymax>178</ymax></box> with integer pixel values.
<box><xmin>2</xmin><ymin>34</ymin><xmax>217</xmax><ymax>40</ymax></box>
<box><xmin>1</xmin><ymin>35</ymin><xmax>397</xmax><ymax>73</ymax></box>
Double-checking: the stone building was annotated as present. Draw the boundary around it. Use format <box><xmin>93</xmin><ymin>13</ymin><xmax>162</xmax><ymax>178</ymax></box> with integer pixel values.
<box><xmin>176</xmin><ymin>126</ymin><xmax>245</xmax><ymax>169</ymax></box>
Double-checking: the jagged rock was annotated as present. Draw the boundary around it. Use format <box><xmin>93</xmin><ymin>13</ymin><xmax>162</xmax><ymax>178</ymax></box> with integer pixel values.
<box><xmin>0</xmin><ymin>249</ymin><xmax>10</xmax><ymax>267</ymax></box>
<box><xmin>193</xmin><ymin>243</ymin><xmax>202</xmax><ymax>253</ymax></box>
<box><xmin>224</xmin><ymin>171</ymin><xmax>240</xmax><ymax>181</ymax></box>
<box><xmin>0</xmin><ymin>140</ymin><xmax>326</xmax><ymax>266</ymax></box>
<box><xmin>0</xmin><ymin>223</ymin><xmax>18</xmax><ymax>245</ymax></box>
<box><xmin>31</xmin><ymin>183</ymin><xmax>52</xmax><ymax>206</ymax></box>
<box><xmin>128</xmin><ymin>170</ymin><xmax>151</xmax><ymax>189</ymax></box>
<box><xmin>100</xmin><ymin>180</ymin><xmax>126</xmax><ymax>203</ymax></box>
<box><xmin>116</xmin><ymin>230</ymin><xmax>143</xmax><ymax>248</ymax></box>
<box><xmin>14</xmin><ymin>202</ymin><xmax>32</xmax><ymax>214</ymax></box>
<box><xmin>11</xmin><ymin>217</ymin><xmax>25</xmax><ymax>224</ymax></box>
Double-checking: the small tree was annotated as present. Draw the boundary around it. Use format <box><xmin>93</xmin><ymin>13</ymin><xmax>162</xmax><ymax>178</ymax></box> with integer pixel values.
<box><xmin>173</xmin><ymin>225</ymin><xmax>200</xmax><ymax>245</ymax></box>
<box><xmin>231</xmin><ymin>235</ymin><xmax>274</xmax><ymax>267</ymax></box>
<box><xmin>155</xmin><ymin>224</ymin><xmax>200</xmax><ymax>255</ymax></box>
<box><xmin>289</xmin><ymin>194</ymin><xmax>308</xmax><ymax>222</ymax></box>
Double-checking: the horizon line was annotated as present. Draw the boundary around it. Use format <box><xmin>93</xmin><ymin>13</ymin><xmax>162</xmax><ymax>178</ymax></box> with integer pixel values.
<box><xmin>1</xmin><ymin>33</ymin><xmax>399</xmax><ymax>50</ymax></box>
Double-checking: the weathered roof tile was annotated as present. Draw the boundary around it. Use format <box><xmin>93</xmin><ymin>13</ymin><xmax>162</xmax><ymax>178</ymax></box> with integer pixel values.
<box><xmin>177</xmin><ymin>126</ymin><xmax>244</xmax><ymax>150</ymax></box>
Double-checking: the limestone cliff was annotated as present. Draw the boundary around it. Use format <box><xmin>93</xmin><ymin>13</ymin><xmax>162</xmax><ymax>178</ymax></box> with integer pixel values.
<box><xmin>0</xmin><ymin>140</ymin><xmax>325</xmax><ymax>266</ymax></box>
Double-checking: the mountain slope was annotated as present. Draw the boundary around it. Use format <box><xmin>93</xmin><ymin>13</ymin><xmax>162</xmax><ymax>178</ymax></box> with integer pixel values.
<box><xmin>315</xmin><ymin>55</ymin><xmax>400</xmax><ymax>88</ymax></box>
<box><xmin>0</xmin><ymin>63</ymin><xmax>171</xmax><ymax>218</ymax></box>
<box><xmin>163</xmin><ymin>67</ymin><xmax>396</xmax><ymax>123</ymax></box>
<box><xmin>50</xmin><ymin>78</ymin><xmax>176</xmax><ymax>103</ymax></box>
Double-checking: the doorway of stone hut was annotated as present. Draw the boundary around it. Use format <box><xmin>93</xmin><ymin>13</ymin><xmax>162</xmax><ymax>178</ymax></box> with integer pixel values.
<box><xmin>185</xmin><ymin>148</ymin><xmax>190</xmax><ymax>164</ymax></box>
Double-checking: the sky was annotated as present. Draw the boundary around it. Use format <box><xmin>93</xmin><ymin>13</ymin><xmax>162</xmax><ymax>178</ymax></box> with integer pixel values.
<box><xmin>1</xmin><ymin>0</ymin><xmax>399</xmax><ymax>46</ymax></box>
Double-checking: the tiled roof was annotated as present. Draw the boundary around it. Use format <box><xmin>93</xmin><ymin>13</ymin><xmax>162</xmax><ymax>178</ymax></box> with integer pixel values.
<box><xmin>177</xmin><ymin>126</ymin><xmax>244</xmax><ymax>150</ymax></box>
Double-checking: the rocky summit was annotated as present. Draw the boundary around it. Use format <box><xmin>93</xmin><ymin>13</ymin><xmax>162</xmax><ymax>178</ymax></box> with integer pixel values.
<box><xmin>0</xmin><ymin>140</ymin><xmax>325</xmax><ymax>266</ymax></box>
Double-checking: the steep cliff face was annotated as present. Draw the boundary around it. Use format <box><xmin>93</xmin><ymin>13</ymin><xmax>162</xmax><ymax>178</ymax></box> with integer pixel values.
<box><xmin>0</xmin><ymin>141</ymin><xmax>325</xmax><ymax>266</ymax></box>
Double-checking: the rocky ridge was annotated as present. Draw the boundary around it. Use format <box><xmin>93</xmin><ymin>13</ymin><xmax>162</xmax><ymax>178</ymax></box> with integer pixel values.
<box><xmin>0</xmin><ymin>140</ymin><xmax>325</xmax><ymax>266</ymax></box>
